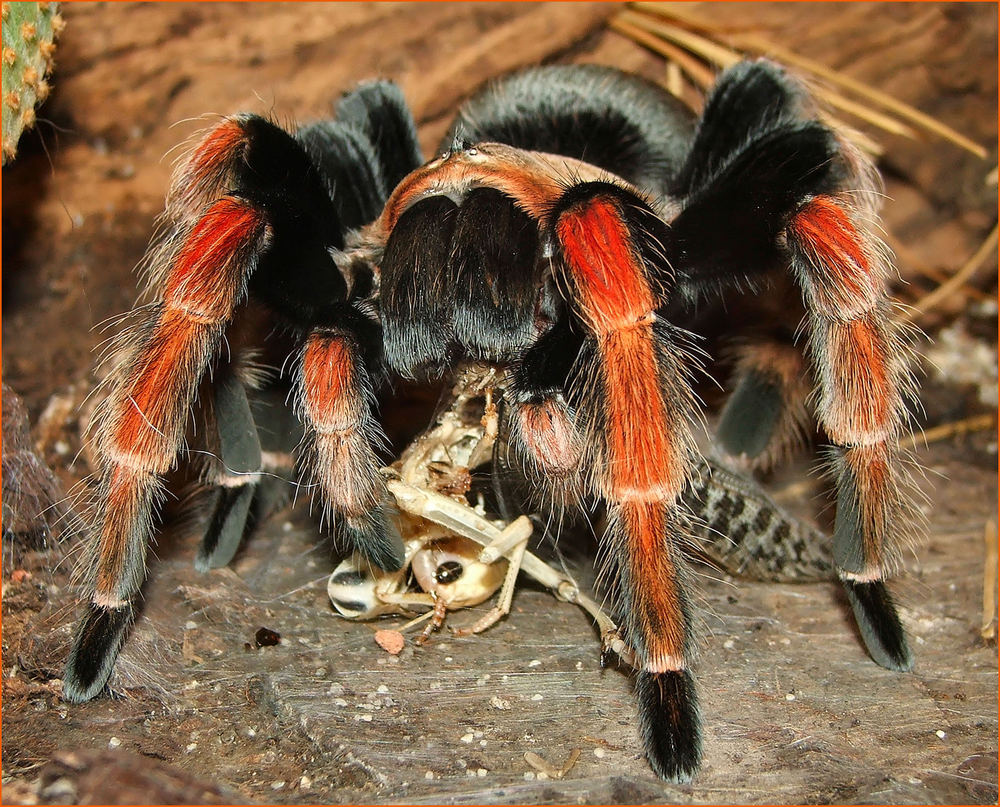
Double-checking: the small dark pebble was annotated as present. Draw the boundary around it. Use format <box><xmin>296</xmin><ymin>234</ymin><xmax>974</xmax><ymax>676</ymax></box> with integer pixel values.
<box><xmin>254</xmin><ymin>627</ymin><xmax>281</xmax><ymax>648</ymax></box>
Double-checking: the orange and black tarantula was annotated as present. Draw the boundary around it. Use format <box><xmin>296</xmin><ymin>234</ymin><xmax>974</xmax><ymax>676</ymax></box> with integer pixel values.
<box><xmin>64</xmin><ymin>61</ymin><xmax>917</xmax><ymax>782</ymax></box>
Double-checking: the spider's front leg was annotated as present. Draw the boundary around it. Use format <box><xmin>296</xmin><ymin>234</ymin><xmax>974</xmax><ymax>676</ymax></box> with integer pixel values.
<box><xmin>66</xmin><ymin>85</ymin><xmax>420</xmax><ymax>701</ymax></box>
<box><xmin>551</xmin><ymin>182</ymin><xmax>702</xmax><ymax>782</ymax></box>
<box><xmin>64</xmin><ymin>196</ymin><xmax>270</xmax><ymax>701</ymax></box>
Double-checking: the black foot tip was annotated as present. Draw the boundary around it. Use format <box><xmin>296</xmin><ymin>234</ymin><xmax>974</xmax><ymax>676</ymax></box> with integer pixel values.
<box><xmin>341</xmin><ymin>504</ymin><xmax>405</xmax><ymax>572</ymax></box>
<box><xmin>842</xmin><ymin>579</ymin><xmax>913</xmax><ymax>672</ymax></box>
<box><xmin>636</xmin><ymin>669</ymin><xmax>703</xmax><ymax>783</ymax></box>
<box><xmin>63</xmin><ymin>603</ymin><xmax>134</xmax><ymax>703</ymax></box>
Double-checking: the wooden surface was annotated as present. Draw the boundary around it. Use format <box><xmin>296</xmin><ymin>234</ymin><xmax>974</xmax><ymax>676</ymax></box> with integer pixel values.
<box><xmin>2</xmin><ymin>3</ymin><xmax>997</xmax><ymax>804</ymax></box>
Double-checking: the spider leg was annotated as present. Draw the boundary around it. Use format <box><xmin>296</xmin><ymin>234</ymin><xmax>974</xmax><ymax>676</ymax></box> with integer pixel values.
<box><xmin>199</xmin><ymin>368</ymin><xmax>306</xmax><ymax>570</ymax></box>
<box><xmin>195</xmin><ymin>368</ymin><xmax>264</xmax><ymax>571</ymax></box>
<box><xmin>296</xmin><ymin>316</ymin><xmax>404</xmax><ymax>571</ymax></box>
<box><xmin>67</xmin><ymin>91</ymin><xmax>423</xmax><ymax>700</ymax></box>
<box><xmin>551</xmin><ymin>181</ymin><xmax>701</xmax><ymax>782</ymax></box>
<box><xmin>507</xmin><ymin>319</ymin><xmax>586</xmax><ymax>489</ymax></box>
<box><xmin>669</xmin><ymin>60</ymin><xmax>916</xmax><ymax>671</ymax></box>
<box><xmin>716</xmin><ymin>339</ymin><xmax>811</xmax><ymax>470</ymax></box>
<box><xmin>787</xmin><ymin>196</ymin><xmax>914</xmax><ymax>671</ymax></box>
<box><xmin>64</xmin><ymin>195</ymin><xmax>270</xmax><ymax>702</ymax></box>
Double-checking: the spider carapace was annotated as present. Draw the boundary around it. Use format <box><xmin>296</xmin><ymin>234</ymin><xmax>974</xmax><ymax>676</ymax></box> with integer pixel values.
<box><xmin>65</xmin><ymin>61</ymin><xmax>917</xmax><ymax>782</ymax></box>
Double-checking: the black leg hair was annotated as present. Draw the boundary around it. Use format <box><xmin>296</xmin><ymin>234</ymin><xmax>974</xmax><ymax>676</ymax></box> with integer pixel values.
<box><xmin>635</xmin><ymin>669</ymin><xmax>702</xmax><ymax>783</ymax></box>
<box><xmin>506</xmin><ymin>317</ymin><xmax>587</xmax><ymax>491</ymax></box>
<box><xmin>246</xmin><ymin>385</ymin><xmax>302</xmax><ymax>528</ymax></box>
<box><xmin>334</xmin><ymin>79</ymin><xmax>424</xmax><ymax>194</ymax></box>
<box><xmin>379</xmin><ymin>195</ymin><xmax>459</xmax><ymax>378</ymax></box>
<box><xmin>64</xmin><ymin>603</ymin><xmax>134</xmax><ymax>702</ymax></box>
<box><xmin>842</xmin><ymin>579</ymin><xmax>912</xmax><ymax>671</ymax></box>
<box><xmin>449</xmin><ymin>187</ymin><xmax>541</xmax><ymax>362</ymax></box>
<box><xmin>717</xmin><ymin>368</ymin><xmax>787</xmax><ymax>459</ymax></box>
<box><xmin>716</xmin><ymin>338</ymin><xmax>811</xmax><ymax>469</ymax></box>
<box><xmin>296</xmin><ymin>81</ymin><xmax>422</xmax><ymax>232</ymax></box>
<box><xmin>668</xmin><ymin>120</ymin><xmax>841</xmax><ymax>298</ymax></box>
<box><xmin>296</xmin><ymin>121</ymin><xmax>390</xmax><ymax>233</ymax></box>
<box><xmin>671</xmin><ymin>59</ymin><xmax>805</xmax><ymax>197</ymax></box>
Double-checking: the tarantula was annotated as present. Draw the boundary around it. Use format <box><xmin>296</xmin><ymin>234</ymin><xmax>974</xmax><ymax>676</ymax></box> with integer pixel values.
<box><xmin>64</xmin><ymin>60</ymin><xmax>917</xmax><ymax>782</ymax></box>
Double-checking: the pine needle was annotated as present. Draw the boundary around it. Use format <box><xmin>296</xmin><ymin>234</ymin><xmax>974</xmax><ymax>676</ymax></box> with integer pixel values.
<box><xmin>982</xmin><ymin>519</ymin><xmax>997</xmax><ymax>641</ymax></box>
<box><xmin>628</xmin><ymin>2</ymin><xmax>989</xmax><ymax>158</ymax></box>
<box><xmin>883</xmin><ymin>230</ymin><xmax>998</xmax><ymax>305</ymax></box>
<box><xmin>617</xmin><ymin>9</ymin><xmax>740</xmax><ymax>70</ymax></box>
<box><xmin>610</xmin><ymin>11</ymin><xmax>884</xmax><ymax>157</ymax></box>
<box><xmin>730</xmin><ymin>30</ymin><xmax>985</xmax><ymax>157</ymax></box>
<box><xmin>905</xmin><ymin>225</ymin><xmax>999</xmax><ymax>322</ymax></box>
<box><xmin>898</xmin><ymin>413</ymin><xmax>998</xmax><ymax>451</ymax></box>
<box><xmin>609</xmin><ymin>17</ymin><xmax>715</xmax><ymax>88</ymax></box>
<box><xmin>619</xmin><ymin>10</ymin><xmax>917</xmax><ymax>140</ymax></box>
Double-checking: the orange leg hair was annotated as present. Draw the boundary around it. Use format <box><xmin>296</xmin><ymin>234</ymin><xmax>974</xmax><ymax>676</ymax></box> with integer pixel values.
<box><xmin>296</xmin><ymin>328</ymin><xmax>402</xmax><ymax>571</ymax></box>
<box><xmin>788</xmin><ymin>193</ymin><xmax>915</xmax><ymax>671</ymax></box>
<box><xmin>64</xmin><ymin>196</ymin><xmax>268</xmax><ymax>703</ymax></box>
<box><xmin>553</xmin><ymin>184</ymin><xmax>701</xmax><ymax>781</ymax></box>
<box><xmin>789</xmin><ymin>195</ymin><xmax>912</xmax><ymax>579</ymax></box>
<box><xmin>92</xmin><ymin>197</ymin><xmax>268</xmax><ymax>606</ymax></box>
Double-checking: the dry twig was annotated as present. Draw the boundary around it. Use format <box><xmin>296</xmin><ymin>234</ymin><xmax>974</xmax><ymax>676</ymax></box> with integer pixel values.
<box><xmin>898</xmin><ymin>414</ymin><xmax>998</xmax><ymax>451</ymax></box>
<box><xmin>982</xmin><ymin>519</ymin><xmax>998</xmax><ymax>641</ymax></box>
<box><xmin>630</xmin><ymin>2</ymin><xmax>989</xmax><ymax>158</ymax></box>
<box><xmin>905</xmin><ymin>225</ymin><xmax>999</xmax><ymax>322</ymax></box>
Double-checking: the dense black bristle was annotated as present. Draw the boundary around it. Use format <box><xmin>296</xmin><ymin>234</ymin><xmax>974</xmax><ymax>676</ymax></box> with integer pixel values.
<box><xmin>449</xmin><ymin>188</ymin><xmax>540</xmax><ymax>360</ymax></box>
<box><xmin>195</xmin><ymin>371</ymin><xmax>263</xmax><ymax>571</ymax></box>
<box><xmin>670</xmin><ymin>122</ymin><xmax>838</xmax><ymax>293</ymax></box>
<box><xmin>510</xmin><ymin>317</ymin><xmax>583</xmax><ymax>403</ymax></box>
<box><xmin>843</xmin><ymin>579</ymin><xmax>913</xmax><ymax>672</ymax></box>
<box><xmin>635</xmin><ymin>669</ymin><xmax>703</xmax><ymax>783</ymax></box>
<box><xmin>196</xmin><ymin>485</ymin><xmax>256</xmax><ymax>572</ymax></box>
<box><xmin>63</xmin><ymin>604</ymin><xmax>134</xmax><ymax>703</ymax></box>
<box><xmin>214</xmin><ymin>372</ymin><xmax>263</xmax><ymax>474</ymax></box>
<box><xmin>338</xmin><ymin>502</ymin><xmax>405</xmax><ymax>572</ymax></box>
<box><xmin>831</xmin><ymin>449</ymin><xmax>866</xmax><ymax>574</ymax></box>
<box><xmin>297</xmin><ymin>121</ymin><xmax>387</xmax><ymax>231</ymax></box>
<box><xmin>335</xmin><ymin>79</ymin><xmax>423</xmax><ymax>192</ymax></box>
<box><xmin>672</xmin><ymin>60</ymin><xmax>802</xmax><ymax>196</ymax></box>
<box><xmin>380</xmin><ymin>195</ymin><xmax>459</xmax><ymax>378</ymax></box>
